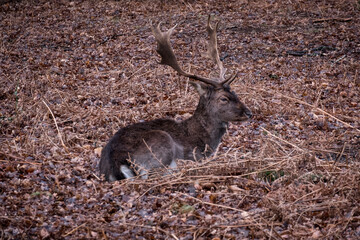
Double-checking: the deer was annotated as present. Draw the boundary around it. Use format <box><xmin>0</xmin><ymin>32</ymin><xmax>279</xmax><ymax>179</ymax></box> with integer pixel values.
<box><xmin>99</xmin><ymin>16</ymin><xmax>252</xmax><ymax>181</ymax></box>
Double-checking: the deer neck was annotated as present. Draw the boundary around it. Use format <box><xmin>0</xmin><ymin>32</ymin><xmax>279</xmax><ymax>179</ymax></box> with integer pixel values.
<box><xmin>185</xmin><ymin>98</ymin><xmax>227</xmax><ymax>150</ymax></box>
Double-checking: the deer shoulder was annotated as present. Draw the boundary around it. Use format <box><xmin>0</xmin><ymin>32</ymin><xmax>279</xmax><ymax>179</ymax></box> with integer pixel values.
<box><xmin>99</xmin><ymin>16</ymin><xmax>252</xmax><ymax>181</ymax></box>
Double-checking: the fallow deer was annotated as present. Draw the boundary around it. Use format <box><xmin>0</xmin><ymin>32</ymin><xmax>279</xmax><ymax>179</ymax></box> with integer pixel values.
<box><xmin>100</xmin><ymin>16</ymin><xmax>252</xmax><ymax>181</ymax></box>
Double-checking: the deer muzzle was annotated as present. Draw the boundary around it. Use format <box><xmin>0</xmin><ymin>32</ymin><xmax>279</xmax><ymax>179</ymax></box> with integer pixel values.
<box><xmin>244</xmin><ymin>108</ymin><xmax>253</xmax><ymax>119</ymax></box>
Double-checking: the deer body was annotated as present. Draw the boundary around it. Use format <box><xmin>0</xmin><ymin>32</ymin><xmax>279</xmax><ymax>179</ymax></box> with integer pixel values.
<box><xmin>100</xmin><ymin>17</ymin><xmax>252</xmax><ymax>181</ymax></box>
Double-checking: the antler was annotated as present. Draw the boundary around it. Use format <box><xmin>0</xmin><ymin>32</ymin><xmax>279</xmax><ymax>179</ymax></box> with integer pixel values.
<box><xmin>151</xmin><ymin>16</ymin><xmax>236</xmax><ymax>88</ymax></box>
<box><xmin>206</xmin><ymin>15</ymin><xmax>237</xmax><ymax>86</ymax></box>
<box><xmin>151</xmin><ymin>23</ymin><xmax>222</xmax><ymax>88</ymax></box>
<box><xmin>206</xmin><ymin>16</ymin><xmax>225</xmax><ymax>80</ymax></box>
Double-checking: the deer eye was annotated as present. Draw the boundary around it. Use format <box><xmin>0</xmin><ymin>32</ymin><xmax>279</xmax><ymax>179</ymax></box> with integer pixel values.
<box><xmin>220</xmin><ymin>97</ymin><xmax>229</xmax><ymax>103</ymax></box>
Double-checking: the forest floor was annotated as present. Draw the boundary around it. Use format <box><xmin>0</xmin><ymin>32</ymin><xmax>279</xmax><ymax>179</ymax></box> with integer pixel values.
<box><xmin>1</xmin><ymin>0</ymin><xmax>359</xmax><ymax>239</ymax></box>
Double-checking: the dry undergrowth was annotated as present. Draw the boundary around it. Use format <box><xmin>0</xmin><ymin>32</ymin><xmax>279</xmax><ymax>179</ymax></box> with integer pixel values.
<box><xmin>1</xmin><ymin>0</ymin><xmax>359</xmax><ymax>239</ymax></box>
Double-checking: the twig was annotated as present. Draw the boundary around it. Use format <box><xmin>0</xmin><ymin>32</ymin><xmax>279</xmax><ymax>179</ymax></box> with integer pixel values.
<box><xmin>127</xmin><ymin>61</ymin><xmax>150</xmax><ymax>80</ymax></box>
<box><xmin>253</xmin><ymin>87</ymin><xmax>359</xmax><ymax>132</ymax></box>
<box><xmin>101</xmin><ymin>229</ymin><xmax>108</xmax><ymax>240</ymax></box>
<box><xmin>211</xmin><ymin>223</ymin><xmax>283</xmax><ymax>228</ymax></box>
<box><xmin>333</xmin><ymin>54</ymin><xmax>346</xmax><ymax>64</ymax></box>
<box><xmin>0</xmin><ymin>151</ymin><xmax>42</xmax><ymax>165</ymax></box>
<box><xmin>124</xmin><ymin>223</ymin><xmax>179</xmax><ymax>240</ymax></box>
<box><xmin>92</xmin><ymin>173</ymin><xmax>101</xmax><ymax>180</ymax></box>
<box><xmin>291</xmin><ymin>189</ymin><xmax>321</xmax><ymax>205</ymax></box>
<box><xmin>143</xmin><ymin>139</ymin><xmax>169</xmax><ymax>169</ymax></box>
<box><xmin>0</xmin><ymin>159</ymin><xmax>42</xmax><ymax>165</ymax></box>
<box><xmin>308</xmin><ymin>148</ymin><xmax>346</xmax><ymax>155</ymax></box>
<box><xmin>0</xmin><ymin>151</ymin><xmax>24</xmax><ymax>160</ymax></box>
<box><xmin>277</xmin><ymin>94</ymin><xmax>360</xmax><ymax>133</ymax></box>
<box><xmin>332</xmin><ymin>142</ymin><xmax>346</xmax><ymax>170</ymax></box>
<box><xmin>179</xmin><ymin>192</ymin><xmax>252</xmax><ymax>218</ymax></box>
<box><xmin>42</xmin><ymin>99</ymin><xmax>68</xmax><ymax>151</ymax></box>
<box><xmin>313</xmin><ymin>18</ymin><xmax>352</xmax><ymax>23</ymax></box>
<box><xmin>342</xmin><ymin>207</ymin><xmax>356</xmax><ymax>232</ymax></box>
<box><xmin>63</xmin><ymin>223</ymin><xmax>86</xmax><ymax>237</ymax></box>
<box><xmin>179</xmin><ymin>0</ymin><xmax>194</xmax><ymax>11</ymax></box>
<box><xmin>260</xmin><ymin>127</ymin><xmax>305</xmax><ymax>152</ymax></box>
<box><xmin>131</xmin><ymin>158</ymin><xmax>288</xmax><ymax>199</ymax></box>
<box><xmin>134</xmin><ymin>177</ymin><xmax>185</xmax><ymax>201</ymax></box>
<box><xmin>258</xmin><ymin>218</ymin><xmax>284</xmax><ymax>240</ymax></box>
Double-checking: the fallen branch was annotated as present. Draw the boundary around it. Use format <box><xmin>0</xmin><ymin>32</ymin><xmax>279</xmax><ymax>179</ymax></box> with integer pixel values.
<box><xmin>313</xmin><ymin>18</ymin><xmax>352</xmax><ymax>23</ymax></box>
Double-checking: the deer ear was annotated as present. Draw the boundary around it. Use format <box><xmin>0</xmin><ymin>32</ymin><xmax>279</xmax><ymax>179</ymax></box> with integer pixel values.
<box><xmin>189</xmin><ymin>81</ymin><xmax>209</xmax><ymax>96</ymax></box>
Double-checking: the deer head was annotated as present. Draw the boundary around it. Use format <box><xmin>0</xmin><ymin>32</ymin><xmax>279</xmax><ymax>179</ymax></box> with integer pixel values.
<box><xmin>151</xmin><ymin>16</ymin><xmax>252</xmax><ymax>124</ymax></box>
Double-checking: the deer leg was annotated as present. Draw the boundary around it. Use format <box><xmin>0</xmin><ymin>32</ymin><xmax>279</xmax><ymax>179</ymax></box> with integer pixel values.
<box><xmin>131</xmin><ymin>130</ymin><xmax>179</xmax><ymax>178</ymax></box>
<box><xmin>120</xmin><ymin>165</ymin><xmax>135</xmax><ymax>179</ymax></box>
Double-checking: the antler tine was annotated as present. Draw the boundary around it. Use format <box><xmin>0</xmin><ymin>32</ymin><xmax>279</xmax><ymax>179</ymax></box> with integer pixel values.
<box><xmin>151</xmin><ymin>23</ymin><xmax>184</xmax><ymax>75</ymax></box>
<box><xmin>221</xmin><ymin>73</ymin><xmax>237</xmax><ymax>86</ymax></box>
<box><xmin>206</xmin><ymin>15</ymin><xmax>227</xmax><ymax>81</ymax></box>
<box><xmin>151</xmin><ymin>23</ymin><xmax>222</xmax><ymax>88</ymax></box>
